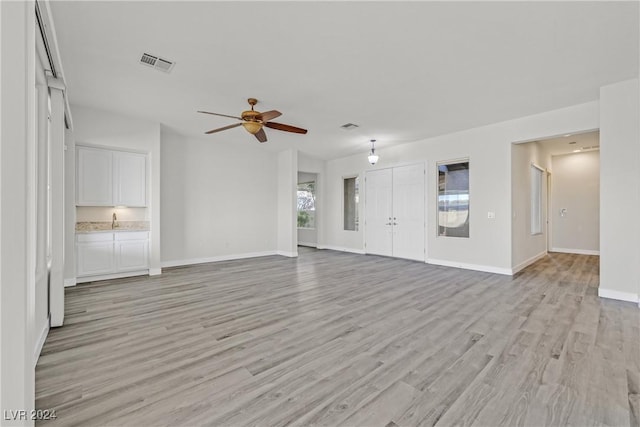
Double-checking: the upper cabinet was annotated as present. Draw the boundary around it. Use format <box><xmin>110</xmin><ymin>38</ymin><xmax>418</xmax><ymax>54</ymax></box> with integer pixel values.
<box><xmin>77</xmin><ymin>146</ymin><xmax>113</xmax><ymax>206</ymax></box>
<box><xmin>113</xmin><ymin>151</ymin><xmax>147</xmax><ymax>207</ymax></box>
<box><xmin>76</xmin><ymin>146</ymin><xmax>147</xmax><ymax>207</ymax></box>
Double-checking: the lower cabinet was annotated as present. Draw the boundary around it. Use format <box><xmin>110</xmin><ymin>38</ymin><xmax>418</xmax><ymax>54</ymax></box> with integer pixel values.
<box><xmin>77</xmin><ymin>233</ymin><xmax>115</xmax><ymax>276</ymax></box>
<box><xmin>77</xmin><ymin>231</ymin><xmax>149</xmax><ymax>279</ymax></box>
<box><xmin>115</xmin><ymin>232</ymin><xmax>149</xmax><ymax>272</ymax></box>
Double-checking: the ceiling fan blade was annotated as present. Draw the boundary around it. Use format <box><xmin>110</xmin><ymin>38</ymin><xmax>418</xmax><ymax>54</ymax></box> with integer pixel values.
<box><xmin>258</xmin><ymin>110</ymin><xmax>282</xmax><ymax>122</ymax></box>
<box><xmin>265</xmin><ymin>121</ymin><xmax>308</xmax><ymax>134</ymax></box>
<box><xmin>198</xmin><ymin>110</ymin><xmax>243</xmax><ymax>120</ymax></box>
<box><xmin>205</xmin><ymin>122</ymin><xmax>242</xmax><ymax>134</ymax></box>
<box><xmin>254</xmin><ymin>128</ymin><xmax>268</xmax><ymax>143</ymax></box>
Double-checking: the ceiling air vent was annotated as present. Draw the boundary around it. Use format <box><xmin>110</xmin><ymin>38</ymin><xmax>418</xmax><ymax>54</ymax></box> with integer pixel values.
<box><xmin>341</xmin><ymin>123</ymin><xmax>359</xmax><ymax>130</ymax></box>
<box><xmin>139</xmin><ymin>53</ymin><xmax>175</xmax><ymax>73</ymax></box>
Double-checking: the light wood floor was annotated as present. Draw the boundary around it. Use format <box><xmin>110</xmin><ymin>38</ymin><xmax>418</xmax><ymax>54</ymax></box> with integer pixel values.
<box><xmin>36</xmin><ymin>249</ymin><xmax>639</xmax><ymax>427</ymax></box>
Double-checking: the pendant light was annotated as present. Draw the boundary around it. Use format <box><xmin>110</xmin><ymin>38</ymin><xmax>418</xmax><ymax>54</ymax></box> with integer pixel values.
<box><xmin>367</xmin><ymin>139</ymin><xmax>379</xmax><ymax>165</ymax></box>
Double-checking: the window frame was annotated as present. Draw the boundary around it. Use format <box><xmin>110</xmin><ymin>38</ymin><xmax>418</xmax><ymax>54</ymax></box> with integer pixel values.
<box><xmin>343</xmin><ymin>175</ymin><xmax>359</xmax><ymax>232</ymax></box>
<box><xmin>296</xmin><ymin>180</ymin><xmax>316</xmax><ymax>230</ymax></box>
<box><xmin>436</xmin><ymin>158</ymin><xmax>470</xmax><ymax>238</ymax></box>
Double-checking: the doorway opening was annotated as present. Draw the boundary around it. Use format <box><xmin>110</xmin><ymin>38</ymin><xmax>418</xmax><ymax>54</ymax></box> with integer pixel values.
<box><xmin>511</xmin><ymin>130</ymin><xmax>600</xmax><ymax>272</ymax></box>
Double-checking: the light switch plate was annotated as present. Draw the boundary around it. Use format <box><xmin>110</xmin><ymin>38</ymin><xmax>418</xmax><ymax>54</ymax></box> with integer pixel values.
<box><xmin>488</xmin><ymin>212</ymin><xmax>495</xmax><ymax>219</ymax></box>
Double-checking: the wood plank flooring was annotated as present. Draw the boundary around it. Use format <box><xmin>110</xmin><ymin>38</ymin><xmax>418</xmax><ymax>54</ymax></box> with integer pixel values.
<box><xmin>36</xmin><ymin>249</ymin><xmax>640</xmax><ymax>426</ymax></box>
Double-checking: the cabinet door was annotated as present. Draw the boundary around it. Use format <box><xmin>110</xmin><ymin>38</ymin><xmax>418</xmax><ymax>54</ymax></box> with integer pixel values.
<box><xmin>77</xmin><ymin>147</ymin><xmax>113</xmax><ymax>206</ymax></box>
<box><xmin>392</xmin><ymin>164</ymin><xmax>425</xmax><ymax>261</ymax></box>
<box><xmin>77</xmin><ymin>242</ymin><xmax>115</xmax><ymax>276</ymax></box>
<box><xmin>365</xmin><ymin>168</ymin><xmax>394</xmax><ymax>257</ymax></box>
<box><xmin>115</xmin><ymin>240</ymin><xmax>149</xmax><ymax>272</ymax></box>
<box><xmin>113</xmin><ymin>152</ymin><xmax>147</xmax><ymax>207</ymax></box>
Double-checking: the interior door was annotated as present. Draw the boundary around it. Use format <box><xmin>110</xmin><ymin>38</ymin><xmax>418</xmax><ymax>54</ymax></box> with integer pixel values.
<box><xmin>365</xmin><ymin>168</ymin><xmax>393</xmax><ymax>256</ymax></box>
<box><xmin>392</xmin><ymin>164</ymin><xmax>425</xmax><ymax>261</ymax></box>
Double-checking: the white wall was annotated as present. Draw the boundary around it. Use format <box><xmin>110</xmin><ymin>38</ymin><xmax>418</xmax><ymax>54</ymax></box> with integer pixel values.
<box><xmin>511</xmin><ymin>142</ymin><xmax>549</xmax><ymax>272</ymax></box>
<box><xmin>324</xmin><ymin>101</ymin><xmax>599</xmax><ymax>274</ymax></box>
<box><xmin>551</xmin><ymin>151</ymin><xmax>600</xmax><ymax>254</ymax></box>
<box><xmin>599</xmin><ymin>78</ymin><xmax>640</xmax><ymax>303</ymax></box>
<box><xmin>160</xmin><ymin>129</ymin><xmax>279</xmax><ymax>265</ymax></box>
<box><xmin>277</xmin><ymin>149</ymin><xmax>298</xmax><ymax>257</ymax></box>
<box><xmin>69</xmin><ymin>105</ymin><xmax>162</xmax><ymax>274</ymax></box>
<box><xmin>324</xmin><ymin>156</ymin><xmax>365</xmax><ymax>253</ymax></box>
<box><xmin>1</xmin><ymin>0</ymin><xmax>37</xmax><ymax>420</ymax></box>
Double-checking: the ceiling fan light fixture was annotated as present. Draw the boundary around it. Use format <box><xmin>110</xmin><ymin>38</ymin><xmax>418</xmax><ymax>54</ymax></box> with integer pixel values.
<box><xmin>367</xmin><ymin>139</ymin><xmax>379</xmax><ymax>165</ymax></box>
<box><xmin>242</xmin><ymin>121</ymin><xmax>263</xmax><ymax>134</ymax></box>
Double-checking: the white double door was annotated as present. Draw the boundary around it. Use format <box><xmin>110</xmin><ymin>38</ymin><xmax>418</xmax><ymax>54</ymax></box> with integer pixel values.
<box><xmin>365</xmin><ymin>163</ymin><xmax>425</xmax><ymax>261</ymax></box>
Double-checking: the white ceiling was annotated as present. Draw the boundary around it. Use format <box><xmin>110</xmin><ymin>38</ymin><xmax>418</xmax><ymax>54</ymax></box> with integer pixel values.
<box><xmin>536</xmin><ymin>130</ymin><xmax>600</xmax><ymax>157</ymax></box>
<box><xmin>50</xmin><ymin>1</ymin><xmax>638</xmax><ymax>160</ymax></box>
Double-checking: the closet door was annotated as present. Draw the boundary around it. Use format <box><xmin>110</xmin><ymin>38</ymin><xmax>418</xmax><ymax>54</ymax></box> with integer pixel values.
<box><xmin>365</xmin><ymin>168</ymin><xmax>393</xmax><ymax>256</ymax></box>
<box><xmin>392</xmin><ymin>164</ymin><xmax>425</xmax><ymax>261</ymax></box>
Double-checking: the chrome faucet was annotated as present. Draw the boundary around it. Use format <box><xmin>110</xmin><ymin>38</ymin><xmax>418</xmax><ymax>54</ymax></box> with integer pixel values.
<box><xmin>112</xmin><ymin>212</ymin><xmax>119</xmax><ymax>229</ymax></box>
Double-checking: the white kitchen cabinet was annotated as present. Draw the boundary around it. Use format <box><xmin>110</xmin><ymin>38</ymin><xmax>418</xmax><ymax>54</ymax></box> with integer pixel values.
<box><xmin>76</xmin><ymin>233</ymin><xmax>116</xmax><ymax>276</ymax></box>
<box><xmin>114</xmin><ymin>152</ymin><xmax>147</xmax><ymax>207</ymax></box>
<box><xmin>76</xmin><ymin>147</ymin><xmax>113</xmax><ymax>206</ymax></box>
<box><xmin>76</xmin><ymin>231</ymin><xmax>149</xmax><ymax>280</ymax></box>
<box><xmin>115</xmin><ymin>232</ymin><xmax>149</xmax><ymax>272</ymax></box>
<box><xmin>76</xmin><ymin>146</ymin><xmax>147</xmax><ymax>207</ymax></box>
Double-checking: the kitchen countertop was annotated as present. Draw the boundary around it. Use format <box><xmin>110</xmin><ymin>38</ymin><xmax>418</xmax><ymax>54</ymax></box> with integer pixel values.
<box><xmin>76</xmin><ymin>221</ymin><xmax>150</xmax><ymax>234</ymax></box>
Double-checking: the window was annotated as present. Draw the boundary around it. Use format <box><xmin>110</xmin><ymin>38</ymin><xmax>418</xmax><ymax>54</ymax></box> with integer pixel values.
<box><xmin>531</xmin><ymin>165</ymin><xmax>543</xmax><ymax>235</ymax></box>
<box><xmin>343</xmin><ymin>176</ymin><xmax>359</xmax><ymax>231</ymax></box>
<box><xmin>438</xmin><ymin>161</ymin><xmax>470</xmax><ymax>237</ymax></box>
<box><xmin>297</xmin><ymin>181</ymin><xmax>316</xmax><ymax>229</ymax></box>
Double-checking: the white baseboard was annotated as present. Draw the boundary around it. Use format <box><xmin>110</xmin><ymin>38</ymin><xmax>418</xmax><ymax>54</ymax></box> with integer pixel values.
<box><xmin>598</xmin><ymin>288</ymin><xmax>639</xmax><ymax>304</ymax></box>
<box><xmin>148</xmin><ymin>267</ymin><xmax>162</xmax><ymax>276</ymax></box>
<box><xmin>277</xmin><ymin>250</ymin><xmax>298</xmax><ymax>258</ymax></box>
<box><xmin>550</xmin><ymin>247</ymin><xmax>600</xmax><ymax>256</ymax></box>
<box><xmin>297</xmin><ymin>242</ymin><xmax>317</xmax><ymax>248</ymax></box>
<box><xmin>34</xmin><ymin>318</ymin><xmax>50</xmax><ymax>366</ymax></box>
<box><xmin>76</xmin><ymin>270</ymin><xmax>149</xmax><ymax>283</ymax></box>
<box><xmin>512</xmin><ymin>251</ymin><xmax>547</xmax><ymax>275</ymax></box>
<box><xmin>426</xmin><ymin>258</ymin><xmax>512</xmax><ymax>275</ymax></box>
<box><xmin>161</xmin><ymin>251</ymin><xmax>278</xmax><ymax>268</ymax></box>
<box><xmin>63</xmin><ymin>278</ymin><xmax>77</xmax><ymax>287</ymax></box>
<box><xmin>317</xmin><ymin>245</ymin><xmax>366</xmax><ymax>255</ymax></box>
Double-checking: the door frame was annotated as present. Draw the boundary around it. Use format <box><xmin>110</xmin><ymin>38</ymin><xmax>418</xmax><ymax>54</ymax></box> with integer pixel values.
<box><xmin>363</xmin><ymin>161</ymin><xmax>427</xmax><ymax>261</ymax></box>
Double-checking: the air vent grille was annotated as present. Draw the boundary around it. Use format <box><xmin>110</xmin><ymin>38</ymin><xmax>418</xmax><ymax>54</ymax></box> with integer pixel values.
<box><xmin>341</xmin><ymin>123</ymin><xmax>359</xmax><ymax>130</ymax></box>
<box><xmin>139</xmin><ymin>52</ymin><xmax>175</xmax><ymax>73</ymax></box>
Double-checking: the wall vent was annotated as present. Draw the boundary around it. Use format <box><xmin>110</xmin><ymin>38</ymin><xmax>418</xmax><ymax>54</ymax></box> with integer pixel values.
<box><xmin>139</xmin><ymin>53</ymin><xmax>175</xmax><ymax>73</ymax></box>
<box><xmin>341</xmin><ymin>123</ymin><xmax>359</xmax><ymax>130</ymax></box>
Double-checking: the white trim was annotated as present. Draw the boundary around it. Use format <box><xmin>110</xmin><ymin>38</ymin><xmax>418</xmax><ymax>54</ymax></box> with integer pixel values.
<box><xmin>76</xmin><ymin>270</ymin><xmax>149</xmax><ymax>283</ymax></box>
<box><xmin>76</xmin><ymin>142</ymin><xmax>148</xmax><ymax>155</ymax></box>
<box><xmin>531</xmin><ymin>162</ymin><xmax>545</xmax><ymax>172</ymax></box>
<box><xmin>277</xmin><ymin>250</ymin><xmax>298</xmax><ymax>258</ymax></box>
<box><xmin>426</xmin><ymin>258</ymin><xmax>512</xmax><ymax>275</ymax></box>
<box><xmin>297</xmin><ymin>242</ymin><xmax>317</xmax><ymax>248</ymax></box>
<box><xmin>550</xmin><ymin>247</ymin><xmax>600</xmax><ymax>256</ymax></box>
<box><xmin>598</xmin><ymin>288</ymin><xmax>639</xmax><ymax>304</ymax></box>
<box><xmin>34</xmin><ymin>318</ymin><xmax>50</xmax><ymax>366</ymax></box>
<box><xmin>63</xmin><ymin>278</ymin><xmax>76</xmax><ymax>287</ymax></box>
<box><xmin>317</xmin><ymin>245</ymin><xmax>366</xmax><ymax>255</ymax></box>
<box><xmin>512</xmin><ymin>251</ymin><xmax>547</xmax><ymax>274</ymax></box>
<box><xmin>161</xmin><ymin>251</ymin><xmax>279</xmax><ymax>268</ymax></box>
<box><xmin>149</xmin><ymin>267</ymin><xmax>162</xmax><ymax>276</ymax></box>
